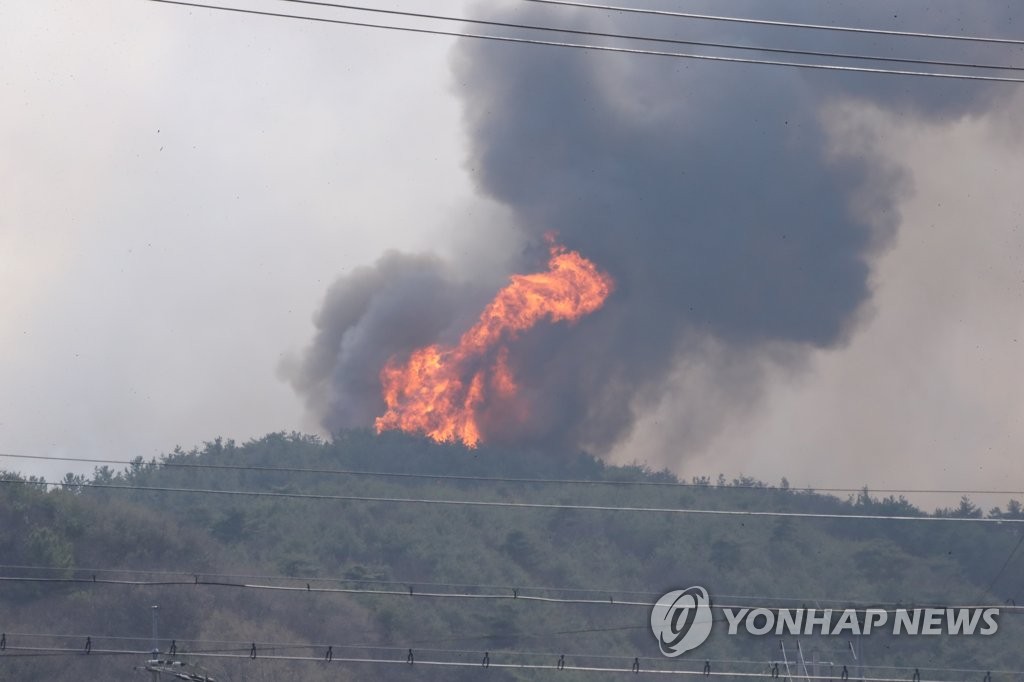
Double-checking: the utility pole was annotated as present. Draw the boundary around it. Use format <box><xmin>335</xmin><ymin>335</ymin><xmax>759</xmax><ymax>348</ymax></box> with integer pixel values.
<box><xmin>134</xmin><ymin>604</ymin><xmax>215</xmax><ymax>681</ymax></box>
<box><xmin>852</xmin><ymin>635</ymin><xmax>866</xmax><ymax>681</ymax></box>
<box><xmin>150</xmin><ymin>605</ymin><xmax>160</xmax><ymax>682</ymax></box>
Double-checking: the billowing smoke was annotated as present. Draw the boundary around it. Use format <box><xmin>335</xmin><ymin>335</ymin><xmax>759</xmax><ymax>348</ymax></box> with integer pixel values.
<box><xmin>284</xmin><ymin>252</ymin><xmax>481</xmax><ymax>434</ymax></box>
<box><xmin>287</xmin><ymin>1</ymin><xmax>1016</xmax><ymax>454</ymax></box>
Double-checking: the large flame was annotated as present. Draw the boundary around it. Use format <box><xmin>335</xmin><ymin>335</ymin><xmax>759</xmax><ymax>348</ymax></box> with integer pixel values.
<box><xmin>374</xmin><ymin>241</ymin><xmax>614</xmax><ymax>446</ymax></box>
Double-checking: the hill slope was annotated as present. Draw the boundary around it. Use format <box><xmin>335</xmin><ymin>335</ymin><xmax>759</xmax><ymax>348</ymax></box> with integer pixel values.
<box><xmin>1</xmin><ymin>431</ymin><xmax>1022</xmax><ymax>681</ymax></box>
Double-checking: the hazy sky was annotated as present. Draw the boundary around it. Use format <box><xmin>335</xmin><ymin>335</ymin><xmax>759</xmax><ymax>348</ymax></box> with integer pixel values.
<box><xmin>2</xmin><ymin>0</ymin><xmax>1021</xmax><ymax>507</ymax></box>
<box><xmin>0</xmin><ymin>0</ymin><xmax>495</xmax><ymax>480</ymax></box>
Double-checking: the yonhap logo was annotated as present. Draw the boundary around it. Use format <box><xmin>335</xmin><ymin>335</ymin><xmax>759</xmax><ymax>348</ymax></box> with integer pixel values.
<box><xmin>650</xmin><ymin>587</ymin><xmax>1000</xmax><ymax>657</ymax></box>
<box><xmin>650</xmin><ymin>586</ymin><xmax>714</xmax><ymax>656</ymax></box>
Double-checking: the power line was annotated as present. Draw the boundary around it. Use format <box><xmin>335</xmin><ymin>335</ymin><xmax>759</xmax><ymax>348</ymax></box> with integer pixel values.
<box><xmin>521</xmin><ymin>0</ymin><xmax>1024</xmax><ymax>47</ymax></box>
<box><xmin>268</xmin><ymin>0</ymin><xmax>1024</xmax><ymax>73</ymax></box>
<box><xmin>5</xmin><ymin>631</ymin><xmax>1023</xmax><ymax>677</ymax></box>
<box><xmin>0</xmin><ymin>631</ymin><xmax>814</xmax><ymax>666</ymax></box>
<box><xmin>2</xmin><ymin>631</ymin><xmax>659</xmax><ymax>661</ymax></box>
<box><xmin>9</xmin><ymin>623</ymin><xmax>653</xmax><ymax>651</ymax></box>
<box><xmin>5</xmin><ymin>452</ymin><xmax>1023</xmax><ymax>498</ymax></box>
<box><xmin>5</xmin><ymin>476</ymin><xmax>1024</xmax><ymax>523</ymax></box>
<box><xmin>2</xmin><ymin>563</ymin><xmax>1020</xmax><ymax>613</ymax></box>
<box><xmin>0</xmin><ymin>643</ymin><xmax>1010</xmax><ymax>680</ymax></box>
<box><xmin>0</xmin><ymin>573</ymin><xmax>661</xmax><ymax>607</ymax></box>
<box><xmin>143</xmin><ymin>0</ymin><xmax>1024</xmax><ymax>83</ymax></box>
<box><xmin>0</xmin><ymin>562</ymin><xmax>669</xmax><ymax>596</ymax></box>
<box><xmin>0</xmin><ymin>632</ymin><xmax>785</xmax><ymax>667</ymax></box>
<box><xmin>3</xmin><ymin>574</ymin><xmax>1019</xmax><ymax>615</ymax></box>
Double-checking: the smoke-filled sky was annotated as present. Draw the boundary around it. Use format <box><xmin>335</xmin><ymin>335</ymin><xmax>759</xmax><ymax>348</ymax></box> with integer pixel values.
<box><xmin>2</xmin><ymin>0</ymin><xmax>1022</xmax><ymax>505</ymax></box>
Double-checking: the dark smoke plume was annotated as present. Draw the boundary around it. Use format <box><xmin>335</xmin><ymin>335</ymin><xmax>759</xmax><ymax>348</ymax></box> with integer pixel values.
<box><xmin>284</xmin><ymin>252</ymin><xmax>480</xmax><ymax>434</ymax></box>
<box><xmin>287</xmin><ymin>0</ymin><xmax>1015</xmax><ymax>453</ymax></box>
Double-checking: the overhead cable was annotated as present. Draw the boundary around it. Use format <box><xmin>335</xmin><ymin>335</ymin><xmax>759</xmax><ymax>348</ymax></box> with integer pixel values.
<box><xmin>3</xmin><ymin>574</ymin><xmax>1020</xmax><ymax>614</ymax></box>
<box><xmin>143</xmin><ymin>0</ymin><xmax>1024</xmax><ymax>83</ymax></box>
<box><xmin>5</xmin><ymin>631</ymin><xmax>1023</xmax><ymax>676</ymax></box>
<box><xmin>5</xmin><ymin>451</ymin><xmax>1024</xmax><ymax>497</ymax></box>
<box><xmin>269</xmin><ymin>0</ymin><xmax>1024</xmax><ymax>73</ymax></box>
<box><xmin>0</xmin><ymin>643</ymin><xmax>1007</xmax><ymax>680</ymax></box>
<box><xmin>521</xmin><ymin>0</ymin><xmax>1024</xmax><ymax>47</ymax></box>
<box><xmin>4</xmin><ymin>477</ymin><xmax>1023</xmax><ymax>523</ymax></box>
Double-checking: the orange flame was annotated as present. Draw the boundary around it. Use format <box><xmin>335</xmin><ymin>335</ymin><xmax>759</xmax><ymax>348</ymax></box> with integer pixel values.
<box><xmin>374</xmin><ymin>241</ymin><xmax>614</xmax><ymax>447</ymax></box>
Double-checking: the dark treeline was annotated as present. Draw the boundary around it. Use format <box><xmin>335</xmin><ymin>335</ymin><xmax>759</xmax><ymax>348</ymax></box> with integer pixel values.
<box><xmin>1</xmin><ymin>431</ymin><xmax>1022</xmax><ymax>681</ymax></box>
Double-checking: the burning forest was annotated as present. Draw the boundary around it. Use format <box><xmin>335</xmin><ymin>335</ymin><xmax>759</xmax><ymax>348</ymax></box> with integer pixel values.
<box><xmin>374</xmin><ymin>239</ymin><xmax>614</xmax><ymax>447</ymax></box>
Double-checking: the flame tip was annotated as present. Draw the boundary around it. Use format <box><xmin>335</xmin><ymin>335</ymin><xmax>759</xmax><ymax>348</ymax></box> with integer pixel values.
<box><xmin>376</xmin><ymin>241</ymin><xmax>613</xmax><ymax>447</ymax></box>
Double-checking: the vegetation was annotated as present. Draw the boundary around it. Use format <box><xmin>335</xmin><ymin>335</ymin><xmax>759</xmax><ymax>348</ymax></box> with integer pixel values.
<box><xmin>1</xmin><ymin>430</ymin><xmax>1022</xmax><ymax>680</ymax></box>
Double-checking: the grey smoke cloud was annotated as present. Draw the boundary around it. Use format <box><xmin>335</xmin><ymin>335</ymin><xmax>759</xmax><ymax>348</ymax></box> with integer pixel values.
<box><xmin>288</xmin><ymin>1</ymin><xmax>1017</xmax><ymax>452</ymax></box>
<box><xmin>284</xmin><ymin>252</ymin><xmax>476</xmax><ymax>434</ymax></box>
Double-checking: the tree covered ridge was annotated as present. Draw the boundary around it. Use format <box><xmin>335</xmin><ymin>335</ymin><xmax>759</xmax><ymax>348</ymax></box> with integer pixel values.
<box><xmin>1</xmin><ymin>430</ymin><xmax>1022</xmax><ymax>681</ymax></box>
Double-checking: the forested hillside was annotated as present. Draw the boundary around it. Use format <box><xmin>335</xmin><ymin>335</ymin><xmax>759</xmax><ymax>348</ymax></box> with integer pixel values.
<box><xmin>2</xmin><ymin>431</ymin><xmax>1022</xmax><ymax>681</ymax></box>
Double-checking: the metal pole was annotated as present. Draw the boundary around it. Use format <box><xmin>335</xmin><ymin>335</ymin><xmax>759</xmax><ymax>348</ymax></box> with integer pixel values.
<box><xmin>151</xmin><ymin>605</ymin><xmax>160</xmax><ymax>656</ymax></box>
<box><xmin>151</xmin><ymin>605</ymin><xmax>160</xmax><ymax>681</ymax></box>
